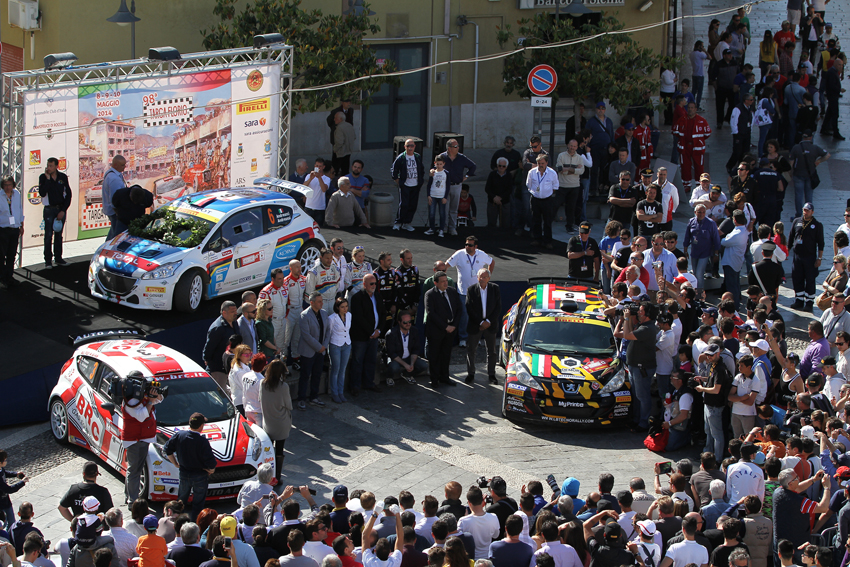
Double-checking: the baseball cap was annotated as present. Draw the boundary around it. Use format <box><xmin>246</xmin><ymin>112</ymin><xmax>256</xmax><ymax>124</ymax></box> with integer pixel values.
<box><xmin>826</xmin><ymin>22</ymin><xmax>833</xmax><ymax>27</ymax></box>
<box><xmin>749</xmin><ymin>339</ymin><xmax>770</xmax><ymax>352</ymax></box>
<box><xmin>333</xmin><ymin>485</ymin><xmax>349</xmax><ymax>499</ymax></box>
<box><xmin>801</xmin><ymin>425</ymin><xmax>816</xmax><ymax>440</ymax></box>
<box><xmin>762</xmin><ymin>241</ymin><xmax>777</xmax><ymax>251</ymax></box>
<box><xmin>803</xmin><ymin>202</ymin><xmax>814</xmax><ymax>211</ymax></box>
<box><xmin>637</xmin><ymin>520</ymin><xmax>656</xmax><ymax>537</ymax></box>
<box><xmin>702</xmin><ymin>307</ymin><xmax>718</xmax><ymax>318</ymax></box>
<box><xmin>82</xmin><ymin>496</ymin><xmax>100</xmax><ymax>513</ymax></box>
<box><xmin>834</xmin><ymin>466</ymin><xmax>850</xmax><ymax>479</ymax></box>
<box><xmin>710</xmin><ymin>184</ymin><xmax>722</xmax><ymax>193</ymax></box>
<box><xmin>704</xmin><ymin>344</ymin><xmax>721</xmax><ymax>355</ymax></box>
<box><xmin>83</xmin><ymin>461</ymin><xmax>100</xmax><ymax>478</ymax></box>
<box><xmin>657</xmin><ymin>313</ymin><xmax>673</xmax><ymax>325</ymax></box>
<box><xmin>759</xmin><ymin>157</ymin><xmax>771</xmax><ymax>167</ymax></box>
<box><xmin>596</xmin><ymin>102</ymin><xmax>606</xmax><ymax>109</ymax></box>
<box><xmin>640</xmin><ymin>168</ymin><xmax>653</xmax><ymax>177</ymax></box>
<box><xmin>803</xmin><ymin>129</ymin><xmax>814</xmax><ymax>138</ymax></box>
<box><xmin>624</xmin><ymin>123</ymin><xmax>636</xmax><ymax>130</ymax></box>
<box><xmin>490</xmin><ymin>476</ymin><xmax>508</xmax><ymax>497</ymax></box>
<box><xmin>823</xmin><ymin>356</ymin><xmax>837</xmax><ymax>366</ymax></box>
<box><xmin>842</xmin><ymin>480</ymin><xmax>850</xmax><ymax>489</ymax></box>
<box><xmin>604</xmin><ymin>522</ymin><xmax>622</xmax><ymax>540</ymax></box>
<box><xmin>788</xmin><ymin>352</ymin><xmax>801</xmax><ymax>363</ymax></box>
<box><xmin>699</xmin><ymin>173</ymin><xmax>711</xmax><ymax>181</ymax></box>
<box><xmin>753</xmin><ymin>452</ymin><xmax>766</xmax><ymax>465</ymax></box>
<box><xmin>723</xmin><ymin>48</ymin><xmax>732</xmax><ymax>55</ymax></box>
<box><xmin>579</xmin><ymin>222</ymin><xmax>592</xmax><ymax>234</ymax></box>
<box><xmin>143</xmin><ymin>514</ymin><xmax>159</xmax><ymax>531</ymax></box>
<box><xmin>219</xmin><ymin>516</ymin><xmax>237</xmax><ymax>537</ymax></box>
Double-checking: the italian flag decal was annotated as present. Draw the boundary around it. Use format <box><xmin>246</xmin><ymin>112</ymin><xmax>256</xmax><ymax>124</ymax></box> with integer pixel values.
<box><xmin>531</xmin><ymin>354</ymin><xmax>551</xmax><ymax>377</ymax></box>
<box><xmin>536</xmin><ymin>284</ymin><xmax>557</xmax><ymax>309</ymax></box>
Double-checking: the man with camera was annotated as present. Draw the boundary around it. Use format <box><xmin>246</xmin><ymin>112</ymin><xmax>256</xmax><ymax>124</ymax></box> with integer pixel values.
<box><xmin>615</xmin><ymin>301</ymin><xmax>658</xmax><ymax>432</ymax></box>
<box><xmin>115</xmin><ymin>371</ymin><xmax>164</xmax><ymax>505</ymax></box>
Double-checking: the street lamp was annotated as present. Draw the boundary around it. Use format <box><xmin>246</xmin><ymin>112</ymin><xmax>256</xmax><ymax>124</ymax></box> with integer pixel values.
<box><xmin>107</xmin><ymin>0</ymin><xmax>141</xmax><ymax>59</ymax></box>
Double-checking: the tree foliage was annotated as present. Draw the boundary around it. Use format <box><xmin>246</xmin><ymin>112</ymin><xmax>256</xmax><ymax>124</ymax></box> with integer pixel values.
<box><xmin>496</xmin><ymin>14</ymin><xmax>680</xmax><ymax>113</ymax></box>
<box><xmin>202</xmin><ymin>0</ymin><xmax>400</xmax><ymax>114</ymax></box>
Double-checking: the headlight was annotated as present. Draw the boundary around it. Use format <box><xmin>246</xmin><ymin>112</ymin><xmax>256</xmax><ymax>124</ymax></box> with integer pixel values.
<box><xmin>515</xmin><ymin>369</ymin><xmax>542</xmax><ymax>390</ymax></box>
<box><xmin>252</xmin><ymin>438</ymin><xmax>263</xmax><ymax>461</ymax></box>
<box><xmin>141</xmin><ymin>260</ymin><xmax>183</xmax><ymax>280</ymax></box>
<box><xmin>599</xmin><ymin>369</ymin><xmax>627</xmax><ymax>395</ymax></box>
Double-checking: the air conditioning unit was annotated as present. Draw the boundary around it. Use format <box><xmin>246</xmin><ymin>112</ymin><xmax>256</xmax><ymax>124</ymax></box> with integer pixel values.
<box><xmin>9</xmin><ymin>0</ymin><xmax>40</xmax><ymax>30</ymax></box>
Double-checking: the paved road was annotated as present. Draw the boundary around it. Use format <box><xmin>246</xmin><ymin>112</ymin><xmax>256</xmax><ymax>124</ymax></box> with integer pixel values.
<box><xmin>3</xmin><ymin>0</ymin><xmax>849</xmax><ymax>551</ymax></box>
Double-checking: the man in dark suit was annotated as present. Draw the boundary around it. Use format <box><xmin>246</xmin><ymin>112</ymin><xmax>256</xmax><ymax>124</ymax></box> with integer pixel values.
<box><xmin>424</xmin><ymin>271</ymin><xmax>462</xmax><ymax>388</ymax></box>
<box><xmin>385</xmin><ymin>310</ymin><xmax>428</xmax><ymax>385</ymax></box>
<box><xmin>349</xmin><ymin>273</ymin><xmax>386</xmax><ymax>395</ymax></box>
<box><xmin>465</xmin><ymin>268</ymin><xmax>502</xmax><ymax>385</ymax></box>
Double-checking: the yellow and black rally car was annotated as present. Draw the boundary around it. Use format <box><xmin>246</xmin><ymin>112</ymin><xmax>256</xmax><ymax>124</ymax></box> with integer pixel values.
<box><xmin>499</xmin><ymin>278</ymin><xmax>631</xmax><ymax>426</ymax></box>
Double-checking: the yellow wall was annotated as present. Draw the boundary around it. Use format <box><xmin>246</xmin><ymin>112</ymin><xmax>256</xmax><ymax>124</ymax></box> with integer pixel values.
<box><xmin>2</xmin><ymin>0</ymin><xmax>222</xmax><ymax>68</ymax></box>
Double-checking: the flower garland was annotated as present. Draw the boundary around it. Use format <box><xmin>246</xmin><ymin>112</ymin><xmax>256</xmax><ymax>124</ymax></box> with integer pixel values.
<box><xmin>128</xmin><ymin>208</ymin><xmax>211</xmax><ymax>248</ymax></box>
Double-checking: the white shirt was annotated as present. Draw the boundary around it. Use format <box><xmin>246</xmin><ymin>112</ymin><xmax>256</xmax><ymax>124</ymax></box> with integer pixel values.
<box><xmin>752</xmin><ymin>362</ymin><xmax>769</xmax><ymax>404</ymax></box>
<box><xmin>329</xmin><ymin>313</ymin><xmax>351</xmax><ymax>346</ymax></box>
<box><xmin>447</xmin><ymin>249</ymin><xmax>493</xmax><ymax>296</ymax></box>
<box><xmin>671</xmin><ymin>490</ymin><xmax>695</xmax><ymax>511</ymax></box>
<box><xmin>362</xmin><ymin>548</ymin><xmax>403</xmax><ymax>567</ymax></box>
<box><xmin>656</xmin><ymin>329</ymin><xmax>678</xmax><ymax>375</ymax></box>
<box><xmin>665</xmin><ymin>539</ymin><xmax>709</xmax><ymax>567</ymax></box>
<box><xmin>242</xmin><ymin>370</ymin><xmax>263</xmax><ymax>414</ymax></box>
<box><xmin>731</xmin><ymin>373</ymin><xmax>758</xmax><ymax>416</ymax></box>
<box><xmin>458</xmin><ymin>512</ymin><xmax>500</xmax><ymax>559</ymax></box>
<box><xmin>414</xmin><ymin>516</ymin><xmax>438</xmax><ymax>544</ymax></box>
<box><xmin>526</xmin><ymin>167</ymin><xmax>558</xmax><ymax>199</ymax></box>
<box><xmin>658</xmin><ymin>180</ymin><xmax>680</xmax><ymax>224</ymax></box>
<box><xmin>512</xmin><ymin>510</ymin><xmax>537</xmax><ymax>550</ymax></box>
<box><xmin>643</xmin><ymin>247</ymin><xmax>678</xmax><ymax>291</ymax></box>
<box><xmin>824</xmin><ymin>372</ymin><xmax>847</xmax><ymax>405</ymax></box>
<box><xmin>692</xmin><ymin>339</ymin><xmax>709</xmax><ymax>364</ymax></box>
<box><xmin>661</xmin><ymin>69</ymin><xmax>677</xmax><ymax>93</ymax></box>
<box><xmin>665</xmin><ymin>391</ymin><xmax>693</xmax><ymax>423</ymax></box>
<box><xmin>301</xmin><ymin>541</ymin><xmax>335</xmax><ymax>565</ymax></box>
<box><xmin>332</xmin><ymin>255</ymin><xmax>348</xmax><ymax>293</ymax></box>
<box><xmin>479</xmin><ymin>284</ymin><xmax>489</xmax><ymax>324</ymax></box>
<box><xmin>618</xmin><ymin>511</ymin><xmax>637</xmax><ymax>539</ymax></box>
<box><xmin>229</xmin><ymin>362</ymin><xmax>249</xmax><ymax>406</ymax></box>
<box><xmin>726</xmin><ymin>461</ymin><xmax>765</xmax><ymax>503</ymax></box>
<box><xmin>430</xmin><ymin>170</ymin><xmax>448</xmax><ymax>199</ymax></box>
<box><xmin>120</xmin><ymin>397</ymin><xmax>161</xmax><ymax>447</ymax></box>
<box><xmin>104</xmin><ymin>527</ymin><xmax>138</xmax><ymax>567</ymax></box>
<box><xmin>531</xmin><ymin>541</ymin><xmax>582</xmax><ymax>567</ymax></box>
<box><xmin>671</xmin><ymin>318</ymin><xmax>683</xmax><ymax>345</ymax></box>
<box><xmin>750</xmin><ymin>238</ymin><xmax>787</xmax><ymax>263</ymax></box>
<box><xmin>305</xmin><ymin>174</ymin><xmax>331</xmax><ymax>210</ymax></box>
<box><xmin>404</xmin><ymin>155</ymin><xmax>419</xmax><ymax>187</ymax></box>
<box><xmin>838</xmin><ymin>351</ymin><xmax>850</xmax><ymax>381</ymax></box>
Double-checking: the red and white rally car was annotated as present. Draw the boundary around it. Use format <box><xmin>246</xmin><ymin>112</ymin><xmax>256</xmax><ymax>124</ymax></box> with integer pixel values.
<box><xmin>48</xmin><ymin>329</ymin><xmax>274</xmax><ymax>501</ymax></box>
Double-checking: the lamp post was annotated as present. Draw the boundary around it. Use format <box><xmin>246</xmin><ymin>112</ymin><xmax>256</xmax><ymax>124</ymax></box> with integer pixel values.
<box><xmin>107</xmin><ymin>0</ymin><xmax>141</xmax><ymax>59</ymax></box>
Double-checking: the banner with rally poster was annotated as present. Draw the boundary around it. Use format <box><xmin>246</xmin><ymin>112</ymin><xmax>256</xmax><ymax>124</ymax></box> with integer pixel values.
<box><xmin>20</xmin><ymin>64</ymin><xmax>281</xmax><ymax>249</ymax></box>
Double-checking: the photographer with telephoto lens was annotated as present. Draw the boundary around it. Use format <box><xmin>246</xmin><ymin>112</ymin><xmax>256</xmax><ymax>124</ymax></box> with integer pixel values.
<box><xmin>115</xmin><ymin>370</ymin><xmax>165</xmax><ymax>505</ymax></box>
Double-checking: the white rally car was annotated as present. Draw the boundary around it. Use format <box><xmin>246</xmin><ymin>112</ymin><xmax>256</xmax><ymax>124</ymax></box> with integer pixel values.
<box><xmin>88</xmin><ymin>185</ymin><xmax>324</xmax><ymax>312</ymax></box>
<box><xmin>48</xmin><ymin>330</ymin><xmax>275</xmax><ymax>502</ymax></box>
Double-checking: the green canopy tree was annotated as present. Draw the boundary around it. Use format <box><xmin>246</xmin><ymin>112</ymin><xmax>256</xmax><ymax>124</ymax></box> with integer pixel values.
<box><xmin>202</xmin><ymin>0</ymin><xmax>400</xmax><ymax>114</ymax></box>
<box><xmin>497</xmin><ymin>13</ymin><xmax>680</xmax><ymax>114</ymax></box>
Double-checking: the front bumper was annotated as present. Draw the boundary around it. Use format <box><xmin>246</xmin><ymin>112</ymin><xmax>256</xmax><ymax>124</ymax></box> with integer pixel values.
<box><xmin>88</xmin><ymin>264</ymin><xmax>175</xmax><ymax>310</ymax></box>
<box><xmin>148</xmin><ymin>464</ymin><xmax>260</xmax><ymax>502</ymax></box>
<box><xmin>502</xmin><ymin>376</ymin><xmax>632</xmax><ymax>426</ymax></box>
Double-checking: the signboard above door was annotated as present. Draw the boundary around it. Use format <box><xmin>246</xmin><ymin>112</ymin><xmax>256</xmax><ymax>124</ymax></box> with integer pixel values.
<box><xmin>518</xmin><ymin>0</ymin><xmax>624</xmax><ymax>8</ymax></box>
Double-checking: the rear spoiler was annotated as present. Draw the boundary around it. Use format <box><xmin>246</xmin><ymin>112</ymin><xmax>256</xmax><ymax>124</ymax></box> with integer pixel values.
<box><xmin>70</xmin><ymin>328</ymin><xmax>146</xmax><ymax>347</ymax></box>
<box><xmin>253</xmin><ymin>177</ymin><xmax>314</xmax><ymax>200</ymax></box>
<box><xmin>527</xmin><ymin>277</ymin><xmax>599</xmax><ymax>287</ymax></box>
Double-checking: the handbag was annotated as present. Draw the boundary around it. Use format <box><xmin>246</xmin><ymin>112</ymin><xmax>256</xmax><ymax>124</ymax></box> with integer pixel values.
<box><xmin>753</xmin><ymin>99</ymin><xmax>773</xmax><ymax>127</ymax></box>
<box><xmin>52</xmin><ymin>218</ymin><xmax>64</xmax><ymax>232</ymax></box>
<box><xmin>816</xmin><ymin>292</ymin><xmax>833</xmax><ymax>311</ymax></box>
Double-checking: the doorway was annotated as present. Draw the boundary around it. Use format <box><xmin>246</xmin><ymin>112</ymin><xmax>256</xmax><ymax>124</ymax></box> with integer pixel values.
<box><xmin>361</xmin><ymin>43</ymin><xmax>429</xmax><ymax>149</ymax></box>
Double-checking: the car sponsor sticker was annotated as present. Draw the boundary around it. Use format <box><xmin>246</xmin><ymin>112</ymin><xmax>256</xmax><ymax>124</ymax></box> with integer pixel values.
<box><xmin>234</xmin><ymin>250</ymin><xmax>265</xmax><ymax>270</ymax></box>
<box><xmin>615</xmin><ymin>395</ymin><xmax>632</xmax><ymax>403</ymax></box>
<box><xmin>613</xmin><ymin>390</ymin><xmax>630</xmax><ymax>397</ymax></box>
<box><xmin>557</xmin><ymin>400</ymin><xmax>585</xmax><ymax>408</ymax></box>
<box><xmin>541</xmin><ymin>415</ymin><xmax>593</xmax><ymax>424</ymax></box>
<box><xmin>161</xmin><ymin>478</ymin><xmax>179</xmax><ymax>485</ymax></box>
<box><xmin>613</xmin><ymin>405</ymin><xmax>630</xmax><ymax>417</ymax></box>
<box><xmin>154</xmin><ymin>485</ymin><xmax>165</xmax><ymax>492</ymax></box>
<box><xmin>562</xmin><ymin>383</ymin><xmax>580</xmax><ymax>394</ymax></box>
<box><xmin>506</xmin><ymin>384</ymin><xmax>527</xmax><ymax>396</ymax></box>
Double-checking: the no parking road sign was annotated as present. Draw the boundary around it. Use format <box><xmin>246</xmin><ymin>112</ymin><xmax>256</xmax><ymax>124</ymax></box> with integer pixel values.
<box><xmin>527</xmin><ymin>64</ymin><xmax>557</xmax><ymax>97</ymax></box>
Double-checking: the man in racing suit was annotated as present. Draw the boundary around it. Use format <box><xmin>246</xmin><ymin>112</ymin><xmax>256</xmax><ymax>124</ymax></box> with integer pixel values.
<box><xmin>674</xmin><ymin>102</ymin><xmax>712</xmax><ymax>192</ymax></box>
<box><xmin>329</xmin><ymin>238</ymin><xmax>349</xmax><ymax>296</ymax></box>
<box><xmin>282</xmin><ymin>259</ymin><xmax>307</xmax><ymax>369</ymax></box>
<box><xmin>258</xmin><ymin>268</ymin><xmax>287</xmax><ymax>360</ymax></box>
<box><xmin>374</xmin><ymin>251</ymin><xmax>398</xmax><ymax>334</ymax></box>
<box><xmin>119</xmin><ymin>371</ymin><xmax>163</xmax><ymax>504</ymax></box>
<box><xmin>306</xmin><ymin>249</ymin><xmax>340</xmax><ymax>315</ymax></box>
<box><xmin>656</xmin><ymin>167</ymin><xmax>680</xmax><ymax>233</ymax></box>
<box><xmin>635</xmin><ymin>113</ymin><xmax>654</xmax><ymax>170</ymax></box>
<box><xmin>395</xmin><ymin>249</ymin><xmax>421</xmax><ymax>318</ymax></box>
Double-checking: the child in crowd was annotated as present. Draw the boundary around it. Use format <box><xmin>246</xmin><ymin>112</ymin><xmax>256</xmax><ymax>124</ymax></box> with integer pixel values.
<box><xmin>426</xmin><ymin>156</ymin><xmax>448</xmax><ymax>237</ymax></box>
<box><xmin>0</xmin><ymin>450</ymin><xmax>26</xmax><ymax>533</ymax></box>
<box><xmin>137</xmin><ymin>514</ymin><xmax>168</xmax><ymax>567</ymax></box>
<box><xmin>677</xmin><ymin>345</ymin><xmax>694</xmax><ymax>375</ymax></box>
<box><xmin>456</xmin><ymin>185</ymin><xmax>477</xmax><ymax>227</ymax></box>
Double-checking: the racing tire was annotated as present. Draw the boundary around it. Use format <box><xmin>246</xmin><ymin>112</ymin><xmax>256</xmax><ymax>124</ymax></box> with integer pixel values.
<box><xmin>173</xmin><ymin>270</ymin><xmax>205</xmax><ymax>313</ymax></box>
<box><xmin>297</xmin><ymin>239</ymin><xmax>323</xmax><ymax>269</ymax></box>
<box><xmin>50</xmin><ymin>398</ymin><xmax>70</xmax><ymax>444</ymax></box>
<box><xmin>139</xmin><ymin>464</ymin><xmax>150</xmax><ymax>501</ymax></box>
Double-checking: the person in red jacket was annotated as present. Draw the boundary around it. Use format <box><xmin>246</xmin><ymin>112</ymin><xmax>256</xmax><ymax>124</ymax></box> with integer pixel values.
<box><xmin>120</xmin><ymin>372</ymin><xmax>163</xmax><ymax>505</ymax></box>
<box><xmin>674</xmin><ymin>102</ymin><xmax>713</xmax><ymax>193</ymax></box>
<box><xmin>635</xmin><ymin>112</ymin><xmax>654</xmax><ymax>170</ymax></box>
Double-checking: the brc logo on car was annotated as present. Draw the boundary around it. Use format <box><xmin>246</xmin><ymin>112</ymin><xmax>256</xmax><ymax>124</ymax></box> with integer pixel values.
<box><xmin>70</xmin><ymin>390</ymin><xmax>105</xmax><ymax>445</ymax></box>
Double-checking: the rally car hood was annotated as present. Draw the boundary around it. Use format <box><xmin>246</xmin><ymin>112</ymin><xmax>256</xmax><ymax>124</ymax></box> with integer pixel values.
<box><xmin>98</xmin><ymin>233</ymin><xmax>187</xmax><ymax>277</ymax></box>
<box><xmin>158</xmin><ymin>418</ymin><xmax>250</xmax><ymax>466</ymax></box>
<box><xmin>516</xmin><ymin>351</ymin><xmax>619</xmax><ymax>382</ymax></box>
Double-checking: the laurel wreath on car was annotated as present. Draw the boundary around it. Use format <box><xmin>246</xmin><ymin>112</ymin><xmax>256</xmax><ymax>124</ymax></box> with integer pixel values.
<box><xmin>128</xmin><ymin>208</ymin><xmax>211</xmax><ymax>248</ymax></box>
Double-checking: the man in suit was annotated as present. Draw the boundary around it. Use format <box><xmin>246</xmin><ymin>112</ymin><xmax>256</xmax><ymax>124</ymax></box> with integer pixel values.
<box><xmin>424</xmin><ymin>271</ymin><xmax>463</xmax><ymax>388</ymax></box>
<box><xmin>236</xmin><ymin>302</ymin><xmax>258</xmax><ymax>354</ymax></box>
<box><xmin>385</xmin><ymin>310</ymin><xmax>428</xmax><ymax>386</ymax></box>
<box><xmin>465</xmin><ymin>268</ymin><xmax>502</xmax><ymax>385</ymax></box>
<box><xmin>349</xmin><ymin>273</ymin><xmax>386</xmax><ymax>395</ymax></box>
<box><xmin>297</xmin><ymin>292</ymin><xmax>331</xmax><ymax>410</ymax></box>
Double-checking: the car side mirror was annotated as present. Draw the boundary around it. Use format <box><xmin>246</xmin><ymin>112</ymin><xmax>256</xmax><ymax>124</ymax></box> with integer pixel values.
<box><xmin>101</xmin><ymin>402</ymin><xmax>116</xmax><ymax>415</ymax></box>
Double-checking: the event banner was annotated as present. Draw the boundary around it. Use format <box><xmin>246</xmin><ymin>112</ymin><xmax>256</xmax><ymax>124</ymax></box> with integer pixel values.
<box><xmin>21</xmin><ymin>64</ymin><xmax>280</xmax><ymax>249</ymax></box>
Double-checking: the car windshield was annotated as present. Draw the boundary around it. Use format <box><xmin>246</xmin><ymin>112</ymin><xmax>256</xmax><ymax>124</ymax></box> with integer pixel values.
<box><xmin>522</xmin><ymin>319</ymin><xmax>615</xmax><ymax>355</ymax></box>
<box><xmin>155</xmin><ymin>377</ymin><xmax>234</xmax><ymax>426</ymax></box>
<box><xmin>140</xmin><ymin>208</ymin><xmax>216</xmax><ymax>248</ymax></box>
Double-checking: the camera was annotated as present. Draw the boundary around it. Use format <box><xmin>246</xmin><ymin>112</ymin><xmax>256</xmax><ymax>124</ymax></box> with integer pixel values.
<box><xmin>652</xmin><ymin>261</ymin><xmax>663</xmax><ymax>269</ymax></box>
<box><xmin>476</xmin><ymin>476</ymin><xmax>489</xmax><ymax>489</ymax></box>
<box><xmin>627</xmin><ymin>303</ymin><xmax>640</xmax><ymax>316</ymax></box>
<box><xmin>110</xmin><ymin>372</ymin><xmax>168</xmax><ymax>402</ymax></box>
<box><xmin>687</xmin><ymin>377</ymin><xmax>700</xmax><ymax>389</ymax></box>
